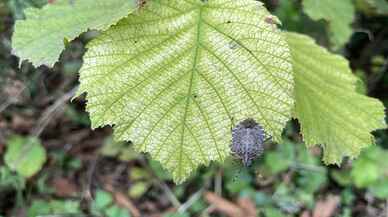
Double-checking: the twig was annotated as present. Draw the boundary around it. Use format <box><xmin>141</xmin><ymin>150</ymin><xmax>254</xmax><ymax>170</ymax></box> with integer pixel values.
<box><xmin>385</xmin><ymin>199</ymin><xmax>388</xmax><ymax>217</ymax></box>
<box><xmin>0</xmin><ymin>99</ymin><xmax>13</xmax><ymax>113</ymax></box>
<box><xmin>31</xmin><ymin>85</ymin><xmax>79</xmax><ymax>137</ymax></box>
<box><xmin>84</xmin><ymin>156</ymin><xmax>98</xmax><ymax>201</ymax></box>
<box><xmin>178</xmin><ymin>176</ymin><xmax>212</xmax><ymax>214</ymax></box>
<box><xmin>204</xmin><ymin>192</ymin><xmax>244</xmax><ymax>217</ymax></box>
<box><xmin>158</xmin><ymin>181</ymin><xmax>181</xmax><ymax>208</ymax></box>
<box><xmin>137</xmin><ymin>156</ymin><xmax>181</xmax><ymax>208</ymax></box>
<box><xmin>112</xmin><ymin>190</ymin><xmax>142</xmax><ymax>217</ymax></box>
<box><xmin>215</xmin><ymin>169</ymin><xmax>222</xmax><ymax>196</ymax></box>
<box><xmin>0</xmin><ymin>83</ymin><xmax>26</xmax><ymax>113</ymax></box>
<box><xmin>178</xmin><ymin>188</ymin><xmax>204</xmax><ymax>213</ymax></box>
<box><xmin>200</xmin><ymin>168</ymin><xmax>225</xmax><ymax>217</ymax></box>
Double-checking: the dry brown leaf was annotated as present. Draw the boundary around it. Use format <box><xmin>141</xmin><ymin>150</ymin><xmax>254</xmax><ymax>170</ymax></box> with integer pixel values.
<box><xmin>300</xmin><ymin>210</ymin><xmax>311</xmax><ymax>217</ymax></box>
<box><xmin>51</xmin><ymin>177</ymin><xmax>78</xmax><ymax>197</ymax></box>
<box><xmin>237</xmin><ymin>197</ymin><xmax>257</xmax><ymax>217</ymax></box>
<box><xmin>313</xmin><ymin>195</ymin><xmax>340</xmax><ymax>217</ymax></box>
<box><xmin>11</xmin><ymin>115</ymin><xmax>34</xmax><ymax>133</ymax></box>
<box><xmin>204</xmin><ymin>192</ymin><xmax>244</xmax><ymax>217</ymax></box>
<box><xmin>113</xmin><ymin>191</ymin><xmax>141</xmax><ymax>217</ymax></box>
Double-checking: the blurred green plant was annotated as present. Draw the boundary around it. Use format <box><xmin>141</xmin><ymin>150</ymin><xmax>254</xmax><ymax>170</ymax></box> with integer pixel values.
<box><xmin>91</xmin><ymin>190</ymin><xmax>131</xmax><ymax>217</ymax></box>
<box><xmin>163</xmin><ymin>213</ymin><xmax>190</xmax><ymax>217</ymax></box>
<box><xmin>331</xmin><ymin>145</ymin><xmax>388</xmax><ymax>199</ymax></box>
<box><xmin>129</xmin><ymin>167</ymin><xmax>151</xmax><ymax>198</ymax></box>
<box><xmin>274</xmin><ymin>0</ymin><xmax>303</xmax><ymax>32</ymax></box>
<box><xmin>264</xmin><ymin>207</ymin><xmax>287</xmax><ymax>217</ymax></box>
<box><xmin>27</xmin><ymin>199</ymin><xmax>80</xmax><ymax>217</ymax></box>
<box><xmin>0</xmin><ymin>166</ymin><xmax>25</xmax><ymax>190</ymax></box>
<box><xmin>220</xmin><ymin>140</ymin><xmax>328</xmax><ymax>216</ymax></box>
<box><xmin>302</xmin><ymin>0</ymin><xmax>355</xmax><ymax>49</ymax></box>
<box><xmin>356</xmin><ymin>0</ymin><xmax>388</xmax><ymax>16</ymax></box>
<box><xmin>351</xmin><ymin>146</ymin><xmax>388</xmax><ymax>198</ymax></box>
<box><xmin>64</xmin><ymin>104</ymin><xmax>91</xmax><ymax>126</ymax></box>
<box><xmin>100</xmin><ymin>137</ymin><xmax>139</xmax><ymax>162</ymax></box>
<box><xmin>4</xmin><ymin>135</ymin><xmax>46</xmax><ymax>178</ymax></box>
<box><xmin>6</xmin><ymin>0</ymin><xmax>47</xmax><ymax>19</ymax></box>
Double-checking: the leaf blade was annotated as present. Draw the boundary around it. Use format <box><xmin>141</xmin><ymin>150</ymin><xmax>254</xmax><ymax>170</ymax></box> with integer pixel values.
<box><xmin>5</xmin><ymin>135</ymin><xmax>46</xmax><ymax>178</ymax></box>
<box><xmin>302</xmin><ymin>0</ymin><xmax>355</xmax><ymax>48</ymax></box>
<box><xmin>287</xmin><ymin>32</ymin><xmax>386</xmax><ymax>164</ymax></box>
<box><xmin>12</xmin><ymin>0</ymin><xmax>136</xmax><ymax>66</ymax></box>
<box><xmin>78</xmin><ymin>0</ymin><xmax>294</xmax><ymax>182</ymax></box>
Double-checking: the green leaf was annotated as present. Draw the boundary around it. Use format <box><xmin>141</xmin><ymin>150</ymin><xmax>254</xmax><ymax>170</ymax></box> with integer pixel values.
<box><xmin>331</xmin><ymin>170</ymin><xmax>352</xmax><ymax>186</ymax></box>
<box><xmin>27</xmin><ymin>199</ymin><xmax>80</xmax><ymax>217</ymax></box>
<box><xmin>264</xmin><ymin>208</ymin><xmax>286</xmax><ymax>217</ymax></box>
<box><xmin>356</xmin><ymin>0</ymin><xmax>388</xmax><ymax>16</ymax></box>
<box><xmin>352</xmin><ymin>159</ymin><xmax>379</xmax><ymax>187</ymax></box>
<box><xmin>370</xmin><ymin>0</ymin><xmax>388</xmax><ymax>15</ymax></box>
<box><xmin>106</xmin><ymin>205</ymin><xmax>131</xmax><ymax>217</ymax></box>
<box><xmin>7</xmin><ymin>0</ymin><xmax>47</xmax><ymax>20</ymax></box>
<box><xmin>287</xmin><ymin>32</ymin><xmax>386</xmax><ymax>164</ymax></box>
<box><xmin>225</xmin><ymin>167</ymin><xmax>253</xmax><ymax>194</ymax></box>
<box><xmin>369</xmin><ymin>178</ymin><xmax>388</xmax><ymax>199</ymax></box>
<box><xmin>163</xmin><ymin>213</ymin><xmax>190</xmax><ymax>217</ymax></box>
<box><xmin>297</xmin><ymin>168</ymin><xmax>327</xmax><ymax>194</ymax></box>
<box><xmin>149</xmin><ymin>159</ymin><xmax>173</xmax><ymax>181</ymax></box>
<box><xmin>302</xmin><ymin>0</ymin><xmax>355</xmax><ymax>48</ymax></box>
<box><xmin>94</xmin><ymin>190</ymin><xmax>113</xmax><ymax>209</ymax></box>
<box><xmin>100</xmin><ymin>136</ymin><xmax>140</xmax><ymax>161</ymax></box>
<box><xmin>265</xmin><ymin>152</ymin><xmax>290</xmax><ymax>174</ymax></box>
<box><xmin>0</xmin><ymin>166</ymin><xmax>26</xmax><ymax>189</ymax></box>
<box><xmin>351</xmin><ymin>145</ymin><xmax>388</xmax><ymax>188</ymax></box>
<box><xmin>264</xmin><ymin>142</ymin><xmax>295</xmax><ymax>174</ymax></box>
<box><xmin>5</xmin><ymin>135</ymin><xmax>46</xmax><ymax>178</ymax></box>
<box><xmin>12</xmin><ymin>0</ymin><xmax>136</xmax><ymax>67</ymax></box>
<box><xmin>78</xmin><ymin>0</ymin><xmax>294</xmax><ymax>183</ymax></box>
<box><xmin>129</xmin><ymin>182</ymin><xmax>150</xmax><ymax>198</ymax></box>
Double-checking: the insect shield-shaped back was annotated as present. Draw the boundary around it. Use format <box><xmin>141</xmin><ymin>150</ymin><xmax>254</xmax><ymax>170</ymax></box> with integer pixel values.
<box><xmin>231</xmin><ymin>118</ymin><xmax>266</xmax><ymax>167</ymax></box>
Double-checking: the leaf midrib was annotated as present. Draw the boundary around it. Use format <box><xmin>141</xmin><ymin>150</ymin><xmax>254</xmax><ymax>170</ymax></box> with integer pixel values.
<box><xmin>178</xmin><ymin>6</ymin><xmax>204</xmax><ymax>179</ymax></box>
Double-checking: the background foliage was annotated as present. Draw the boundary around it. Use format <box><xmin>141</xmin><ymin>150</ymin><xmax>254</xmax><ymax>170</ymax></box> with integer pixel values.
<box><xmin>1</xmin><ymin>0</ymin><xmax>388</xmax><ymax>216</ymax></box>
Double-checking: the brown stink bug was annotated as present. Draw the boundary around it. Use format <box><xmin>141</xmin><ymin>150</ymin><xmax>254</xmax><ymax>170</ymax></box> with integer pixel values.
<box><xmin>231</xmin><ymin>118</ymin><xmax>270</xmax><ymax>166</ymax></box>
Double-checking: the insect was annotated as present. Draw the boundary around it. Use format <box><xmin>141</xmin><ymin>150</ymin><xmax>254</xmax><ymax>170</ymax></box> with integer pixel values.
<box><xmin>264</xmin><ymin>15</ymin><xmax>281</xmax><ymax>31</ymax></box>
<box><xmin>231</xmin><ymin>118</ymin><xmax>270</xmax><ymax>166</ymax></box>
<box><xmin>265</xmin><ymin>15</ymin><xmax>281</xmax><ymax>25</ymax></box>
<box><xmin>137</xmin><ymin>0</ymin><xmax>147</xmax><ymax>8</ymax></box>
